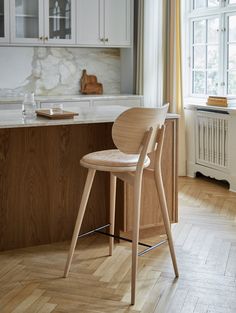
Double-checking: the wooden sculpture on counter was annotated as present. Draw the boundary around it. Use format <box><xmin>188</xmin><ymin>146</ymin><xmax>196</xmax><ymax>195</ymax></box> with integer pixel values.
<box><xmin>80</xmin><ymin>69</ymin><xmax>103</xmax><ymax>95</ymax></box>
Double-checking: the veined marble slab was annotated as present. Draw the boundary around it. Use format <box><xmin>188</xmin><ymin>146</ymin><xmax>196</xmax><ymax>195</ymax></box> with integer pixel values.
<box><xmin>0</xmin><ymin>47</ymin><xmax>120</xmax><ymax>97</ymax></box>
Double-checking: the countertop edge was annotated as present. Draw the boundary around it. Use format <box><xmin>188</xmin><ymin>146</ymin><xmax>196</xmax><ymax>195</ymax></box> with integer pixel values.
<box><xmin>0</xmin><ymin>113</ymin><xmax>179</xmax><ymax>130</ymax></box>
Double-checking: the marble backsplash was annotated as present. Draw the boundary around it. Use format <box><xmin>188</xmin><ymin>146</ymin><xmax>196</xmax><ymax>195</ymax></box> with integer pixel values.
<box><xmin>0</xmin><ymin>47</ymin><xmax>120</xmax><ymax>97</ymax></box>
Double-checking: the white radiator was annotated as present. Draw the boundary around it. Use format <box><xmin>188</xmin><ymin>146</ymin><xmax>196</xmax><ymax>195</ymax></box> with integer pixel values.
<box><xmin>196</xmin><ymin>111</ymin><xmax>229</xmax><ymax>169</ymax></box>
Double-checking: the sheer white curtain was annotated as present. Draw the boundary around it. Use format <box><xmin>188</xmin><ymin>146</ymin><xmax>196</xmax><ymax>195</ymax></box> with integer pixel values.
<box><xmin>143</xmin><ymin>0</ymin><xmax>164</xmax><ymax>108</ymax></box>
<box><xmin>136</xmin><ymin>0</ymin><xmax>186</xmax><ymax>175</ymax></box>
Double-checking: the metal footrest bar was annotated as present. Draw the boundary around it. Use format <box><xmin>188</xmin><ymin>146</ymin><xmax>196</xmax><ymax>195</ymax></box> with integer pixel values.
<box><xmin>78</xmin><ymin>225</ymin><xmax>168</xmax><ymax>256</ymax></box>
<box><xmin>138</xmin><ymin>239</ymin><xmax>167</xmax><ymax>256</ymax></box>
<box><xmin>96</xmin><ymin>231</ymin><xmax>168</xmax><ymax>255</ymax></box>
<box><xmin>96</xmin><ymin>231</ymin><xmax>152</xmax><ymax>248</ymax></box>
<box><xmin>78</xmin><ymin>224</ymin><xmax>110</xmax><ymax>238</ymax></box>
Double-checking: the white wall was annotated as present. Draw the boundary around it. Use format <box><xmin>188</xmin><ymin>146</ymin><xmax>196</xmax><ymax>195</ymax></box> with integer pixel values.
<box><xmin>0</xmin><ymin>47</ymin><xmax>121</xmax><ymax>97</ymax></box>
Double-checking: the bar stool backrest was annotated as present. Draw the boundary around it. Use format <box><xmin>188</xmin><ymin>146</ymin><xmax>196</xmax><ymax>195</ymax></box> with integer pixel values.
<box><xmin>112</xmin><ymin>104</ymin><xmax>169</xmax><ymax>155</ymax></box>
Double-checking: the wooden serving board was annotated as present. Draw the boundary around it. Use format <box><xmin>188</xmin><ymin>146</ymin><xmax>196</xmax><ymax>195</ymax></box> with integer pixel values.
<box><xmin>36</xmin><ymin>109</ymin><xmax>79</xmax><ymax>119</ymax></box>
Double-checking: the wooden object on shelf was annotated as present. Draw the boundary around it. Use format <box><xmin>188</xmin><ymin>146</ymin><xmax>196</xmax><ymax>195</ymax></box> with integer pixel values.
<box><xmin>36</xmin><ymin>109</ymin><xmax>78</xmax><ymax>119</ymax></box>
<box><xmin>80</xmin><ymin>69</ymin><xmax>103</xmax><ymax>95</ymax></box>
<box><xmin>207</xmin><ymin>96</ymin><xmax>228</xmax><ymax>107</ymax></box>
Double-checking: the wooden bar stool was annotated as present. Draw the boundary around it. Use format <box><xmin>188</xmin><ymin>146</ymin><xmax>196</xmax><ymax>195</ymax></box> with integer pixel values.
<box><xmin>63</xmin><ymin>105</ymin><xmax>179</xmax><ymax>305</ymax></box>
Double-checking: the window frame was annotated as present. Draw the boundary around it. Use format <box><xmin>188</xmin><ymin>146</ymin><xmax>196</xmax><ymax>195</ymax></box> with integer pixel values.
<box><xmin>190</xmin><ymin>14</ymin><xmax>222</xmax><ymax>96</ymax></box>
<box><xmin>225</xmin><ymin>11</ymin><xmax>236</xmax><ymax>95</ymax></box>
<box><xmin>185</xmin><ymin>0</ymin><xmax>236</xmax><ymax>98</ymax></box>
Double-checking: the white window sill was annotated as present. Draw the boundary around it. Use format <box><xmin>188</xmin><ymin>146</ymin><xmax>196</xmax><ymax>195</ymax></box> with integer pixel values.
<box><xmin>184</xmin><ymin>96</ymin><xmax>236</xmax><ymax>107</ymax></box>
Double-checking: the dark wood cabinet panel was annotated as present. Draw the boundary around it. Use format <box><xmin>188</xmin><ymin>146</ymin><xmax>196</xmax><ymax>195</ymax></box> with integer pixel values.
<box><xmin>0</xmin><ymin>123</ymin><xmax>114</xmax><ymax>251</ymax></box>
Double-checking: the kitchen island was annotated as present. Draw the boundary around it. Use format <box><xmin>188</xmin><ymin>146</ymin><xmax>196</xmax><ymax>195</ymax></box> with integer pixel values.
<box><xmin>0</xmin><ymin>103</ymin><xmax>179</xmax><ymax>251</ymax></box>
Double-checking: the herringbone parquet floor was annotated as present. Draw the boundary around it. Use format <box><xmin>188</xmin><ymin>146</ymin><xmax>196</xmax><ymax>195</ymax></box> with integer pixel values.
<box><xmin>0</xmin><ymin>177</ymin><xmax>236</xmax><ymax>313</ymax></box>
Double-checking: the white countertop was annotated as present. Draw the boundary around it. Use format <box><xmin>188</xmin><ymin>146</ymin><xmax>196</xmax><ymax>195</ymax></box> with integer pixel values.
<box><xmin>0</xmin><ymin>105</ymin><xmax>179</xmax><ymax>129</ymax></box>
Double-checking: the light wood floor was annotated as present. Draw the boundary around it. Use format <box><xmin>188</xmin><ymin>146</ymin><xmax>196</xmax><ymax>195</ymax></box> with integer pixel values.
<box><xmin>0</xmin><ymin>176</ymin><xmax>236</xmax><ymax>313</ymax></box>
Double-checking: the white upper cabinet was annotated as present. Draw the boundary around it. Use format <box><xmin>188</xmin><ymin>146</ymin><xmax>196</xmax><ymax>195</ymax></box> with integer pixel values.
<box><xmin>77</xmin><ymin>0</ymin><xmax>133</xmax><ymax>47</ymax></box>
<box><xmin>10</xmin><ymin>0</ymin><xmax>76</xmax><ymax>45</ymax></box>
<box><xmin>4</xmin><ymin>0</ymin><xmax>133</xmax><ymax>47</ymax></box>
<box><xmin>77</xmin><ymin>0</ymin><xmax>103</xmax><ymax>46</ymax></box>
<box><xmin>44</xmin><ymin>0</ymin><xmax>76</xmax><ymax>45</ymax></box>
<box><xmin>0</xmin><ymin>0</ymin><xmax>9</xmax><ymax>43</ymax></box>
<box><xmin>104</xmin><ymin>0</ymin><xmax>132</xmax><ymax>46</ymax></box>
<box><xmin>10</xmin><ymin>0</ymin><xmax>44</xmax><ymax>44</ymax></box>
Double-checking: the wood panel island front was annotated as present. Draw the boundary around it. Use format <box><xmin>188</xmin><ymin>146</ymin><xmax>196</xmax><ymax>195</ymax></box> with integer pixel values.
<box><xmin>0</xmin><ymin>103</ymin><xmax>179</xmax><ymax>251</ymax></box>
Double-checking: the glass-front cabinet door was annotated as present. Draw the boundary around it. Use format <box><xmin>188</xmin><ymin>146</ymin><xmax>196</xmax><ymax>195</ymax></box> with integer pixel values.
<box><xmin>0</xmin><ymin>0</ymin><xmax>9</xmax><ymax>43</ymax></box>
<box><xmin>11</xmin><ymin>0</ymin><xmax>44</xmax><ymax>44</ymax></box>
<box><xmin>44</xmin><ymin>0</ymin><xmax>76</xmax><ymax>44</ymax></box>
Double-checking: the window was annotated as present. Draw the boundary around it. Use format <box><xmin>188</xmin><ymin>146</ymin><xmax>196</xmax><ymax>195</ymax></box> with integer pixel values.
<box><xmin>193</xmin><ymin>0</ymin><xmax>219</xmax><ymax>10</ymax></box>
<box><xmin>187</xmin><ymin>0</ymin><xmax>236</xmax><ymax>97</ymax></box>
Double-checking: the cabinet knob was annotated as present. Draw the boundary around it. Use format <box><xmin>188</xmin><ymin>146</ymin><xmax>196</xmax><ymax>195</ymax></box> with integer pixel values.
<box><xmin>44</xmin><ymin>36</ymin><xmax>49</xmax><ymax>41</ymax></box>
<box><xmin>100</xmin><ymin>38</ymin><xmax>104</xmax><ymax>42</ymax></box>
<box><xmin>39</xmin><ymin>36</ymin><xmax>43</xmax><ymax>40</ymax></box>
<box><xmin>105</xmin><ymin>38</ymin><xmax>109</xmax><ymax>42</ymax></box>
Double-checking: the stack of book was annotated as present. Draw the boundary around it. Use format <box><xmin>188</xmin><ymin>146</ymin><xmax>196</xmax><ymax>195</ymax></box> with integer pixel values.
<box><xmin>207</xmin><ymin>96</ymin><xmax>228</xmax><ymax>107</ymax></box>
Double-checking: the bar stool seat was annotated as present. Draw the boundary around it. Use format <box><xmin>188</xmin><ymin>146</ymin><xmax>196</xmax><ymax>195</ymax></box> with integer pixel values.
<box><xmin>81</xmin><ymin>149</ymin><xmax>150</xmax><ymax>172</ymax></box>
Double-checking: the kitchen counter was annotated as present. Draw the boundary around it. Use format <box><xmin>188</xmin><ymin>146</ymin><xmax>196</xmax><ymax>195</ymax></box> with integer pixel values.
<box><xmin>0</xmin><ymin>106</ymin><xmax>179</xmax><ymax>129</ymax></box>
<box><xmin>0</xmin><ymin>103</ymin><xmax>179</xmax><ymax>251</ymax></box>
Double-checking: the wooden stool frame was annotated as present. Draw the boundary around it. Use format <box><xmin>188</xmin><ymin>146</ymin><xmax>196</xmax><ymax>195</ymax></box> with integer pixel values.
<box><xmin>63</xmin><ymin>106</ymin><xmax>179</xmax><ymax>305</ymax></box>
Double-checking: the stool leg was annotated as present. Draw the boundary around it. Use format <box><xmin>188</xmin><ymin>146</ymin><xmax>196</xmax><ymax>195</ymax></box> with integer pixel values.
<box><xmin>64</xmin><ymin>168</ymin><xmax>96</xmax><ymax>278</ymax></box>
<box><xmin>155</xmin><ymin>170</ymin><xmax>179</xmax><ymax>278</ymax></box>
<box><xmin>109</xmin><ymin>173</ymin><xmax>117</xmax><ymax>256</ymax></box>
<box><xmin>131</xmin><ymin>175</ymin><xmax>143</xmax><ymax>305</ymax></box>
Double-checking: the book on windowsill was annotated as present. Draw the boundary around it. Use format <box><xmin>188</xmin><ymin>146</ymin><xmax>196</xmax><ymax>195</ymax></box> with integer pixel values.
<box><xmin>207</xmin><ymin>96</ymin><xmax>228</xmax><ymax>107</ymax></box>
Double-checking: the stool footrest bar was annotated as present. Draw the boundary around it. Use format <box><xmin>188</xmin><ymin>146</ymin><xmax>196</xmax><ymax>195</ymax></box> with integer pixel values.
<box><xmin>78</xmin><ymin>224</ymin><xmax>110</xmax><ymax>238</ymax></box>
<box><xmin>96</xmin><ymin>230</ymin><xmax>152</xmax><ymax>248</ymax></box>
<box><xmin>138</xmin><ymin>239</ymin><xmax>167</xmax><ymax>256</ymax></box>
<box><xmin>78</xmin><ymin>226</ymin><xmax>168</xmax><ymax>256</ymax></box>
<box><xmin>96</xmin><ymin>230</ymin><xmax>168</xmax><ymax>253</ymax></box>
